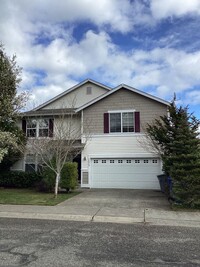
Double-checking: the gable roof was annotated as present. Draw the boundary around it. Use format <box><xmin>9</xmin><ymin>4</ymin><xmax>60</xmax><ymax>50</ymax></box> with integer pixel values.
<box><xmin>33</xmin><ymin>78</ymin><xmax>112</xmax><ymax>111</ymax></box>
<box><xmin>76</xmin><ymin>83</ymin><xmax>170</xmax><ymax>112</ymax></box>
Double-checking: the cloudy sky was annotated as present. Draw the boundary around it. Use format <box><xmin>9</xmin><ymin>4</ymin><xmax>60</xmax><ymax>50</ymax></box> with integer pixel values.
<box><xmin>0</xmin><ymin>0</ymin><xmax>200</xmax><ymax>118</ymax></box>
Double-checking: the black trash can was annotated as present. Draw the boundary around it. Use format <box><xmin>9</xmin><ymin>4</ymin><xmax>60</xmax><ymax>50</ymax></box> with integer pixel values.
<box><xmin>157</xmin><ymin>174</ymin><xmax>167</xmax><ymax>193</ymax></box>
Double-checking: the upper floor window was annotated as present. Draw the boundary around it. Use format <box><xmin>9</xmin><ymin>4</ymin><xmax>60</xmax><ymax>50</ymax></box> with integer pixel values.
<box><xmin>24</xmin><ymin>118</ymin><xmax>53</xmax><ymax>138</ymax></box>
<box><xmin>110</xmin><ymin>112</ymin><xmax>134</xmax><ymax>133</ymax></box>
<box><xmin>26</xmin><ymin>119</ymin><xmax>37</xmax><ymax>137</ymax></box>
<box><xmin>38</xmin><ymin>119</ymin><xmax>49</xmax><ymax>137</ymax></box>
<box><xmin>104</xmin><ymin>111</ymin><xmax>140</xmax><ymax>134</ymax></box>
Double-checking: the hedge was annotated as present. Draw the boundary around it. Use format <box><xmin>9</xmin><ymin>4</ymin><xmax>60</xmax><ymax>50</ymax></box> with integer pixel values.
<box><xmin>0</xmin><ymin>171</ymin><xmax>42</xmax><ymax>188</ymax></box>
<box><xmin>37</xmin><ymin>166</ymin><xmax>55</xmax><ymax>192</ymax></box>
<box><xmin>60</xmin><ymin>162</ymin><xmax>78</xmax><ymax>191</ymax></box>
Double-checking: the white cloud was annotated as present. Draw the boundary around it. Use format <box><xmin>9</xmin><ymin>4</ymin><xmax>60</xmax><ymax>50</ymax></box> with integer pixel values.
<box><xmin>151</xmin><ymin>0</ymin><xmax>200</xmax><ymax>19</ymax></box>
<box><xmin>27</xmin><ymin>79</ymin><xmax>77</xmax><ymax>109</ymax></box>
<box><xmin>98</xmin><ymin>47</ymin><xmax>200</xmax><ymax>101</ymax></box>
<box><xmin>185</xmin><ymin>90</ymin><xmax>200</xmax><ymax>105</ymax></box>
<box><xmin>1</xmin><ymin>0</ymin><xmax>200</xmax><ymax>109</ymax></box>
<box><xmin>0</xmin><ymin>0</ymin><xmax>134</xmax><ymax>34</ymax></box>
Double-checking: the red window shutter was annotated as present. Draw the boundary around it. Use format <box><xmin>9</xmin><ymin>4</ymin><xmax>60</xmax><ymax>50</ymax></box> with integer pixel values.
<box><xmin>22</xmin><ymin>119</ymin><xmax>26</xmax><ymax>134</ymax></box>
<box><xmin>135</xmin><ymin>112</ymin><xmax>140</xmax><ymax>132</ymax></box>
<box><xmin>49</xmin><ymin>119</ymin><xmax>54</xmax><ymax>137</ymax></box>
<box><xmin>104</xmin><ymin>113</ymin><xmax>109</xmax><ymax>133</ymax></box>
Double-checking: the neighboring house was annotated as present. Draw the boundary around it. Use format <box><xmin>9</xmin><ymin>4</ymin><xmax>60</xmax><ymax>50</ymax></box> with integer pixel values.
<box><xmin>12</xmin><ymin>79</ymin><xmax>169</xmax><ymax>190</ymax></box>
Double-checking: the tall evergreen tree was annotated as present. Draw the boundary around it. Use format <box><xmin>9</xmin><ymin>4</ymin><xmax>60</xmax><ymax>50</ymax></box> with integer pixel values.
<box><xmin>0</xmin><ymin>44</ymin><xmax>27</xmax><ymax>168</ymax></box>
<box><xmin>146</xmin><ymin>101</ymin><xmax>200</xmax><ymax>208</ymax></box>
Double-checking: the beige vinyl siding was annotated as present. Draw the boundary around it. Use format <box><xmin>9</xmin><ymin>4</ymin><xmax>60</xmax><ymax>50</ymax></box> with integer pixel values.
<box><xmin>83</xmin><ymin>88</ymin><xmax>168</xmax><ymax>134</ymax></box>
<box><xmin>42</xmin><ymin>82</ymin><xmax>108</xmax><ymax>110</ymax></box>
<box><xmin>53</xmin><ymin>114</ymin><xmax>81</xmax><ymax>139</ymax></box>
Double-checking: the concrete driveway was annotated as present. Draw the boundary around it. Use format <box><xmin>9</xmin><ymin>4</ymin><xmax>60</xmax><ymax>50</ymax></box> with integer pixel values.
<box><xmin>59</xmin><ymin>189</ymin><xmax>171</xmax><ymax>210</ymax></box>
<box><xmin>0</xmin><ymin>189</ymin><xmax>200</xmax><ymax>226</ymax></box>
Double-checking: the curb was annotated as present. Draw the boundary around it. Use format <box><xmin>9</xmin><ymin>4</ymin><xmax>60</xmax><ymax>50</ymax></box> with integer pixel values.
<box><xmin>93</xmin><ymin>215</ymin><xmax>144</xmax><ymax>224</ymax></box>
<box><xmin>0</xmin><ymin>212</ymin><xmax>92</xmax><ymax>222</ymax></box>
<box><xmin>1</xmin><ymin>210</ymin><xmax>200</xmax><ymax>228</ymax></box>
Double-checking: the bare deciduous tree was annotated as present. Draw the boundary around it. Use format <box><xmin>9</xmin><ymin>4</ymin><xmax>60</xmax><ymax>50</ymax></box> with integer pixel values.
<box><xmin>27</xmin><ymin>107</ymin><xmax>89</xmax><ymax>197</ymax></box>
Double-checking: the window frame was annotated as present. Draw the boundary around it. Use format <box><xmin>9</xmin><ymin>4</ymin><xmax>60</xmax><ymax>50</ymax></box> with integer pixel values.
<box><xmin>26</xmin><ymin>119</ymin><xmax>37</xmax><ymax>137</ymax></box>
<box><xmin>25</xmin><ymin>154</ymin><xmax>37</xmax><ymax>172</ymax></box>
<box><xmin>25</xmin><ymin>153</ymin><xmax>43</xmax><ymax>172</ymax></box>
<box><xmin>108</xmin><ymin>110</ymin><xmax>135</xmax><ymax>133</ymax></box>
<box><xmin>26</xmin><ymin>118</ymin><xmax>50</xmax><ymax>138</ymax></box>
<box><xmin>38</xmin><ymin>118</ymin><xmax>49</xmax><ymax>137</ymax></box>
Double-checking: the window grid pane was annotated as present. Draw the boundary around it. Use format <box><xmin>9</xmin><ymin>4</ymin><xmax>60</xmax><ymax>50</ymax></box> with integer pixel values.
<box><xmin>39</xmin><ymin>129</ymin><xmax>49</xmax><ymax>137</ymax></box>
<box><xmin>38</xmin><ymin>119</ymin><xmax>49</xmax><ymax>128</ymax></box>
<box><xmin>27</xmin><ymin>119</ymin><xmax>37</xmax><ymax>128</ymax></box>
<box><xmin>38</xmin><ymin>119</ymin><xmax>49</xmax><ymax>137</ymax></box>
<box><xmin>122</xmin><ymin>112</ymin><xmax>134</xmax><ymax>132</ymax></box>
<box><xmin>27</xmin><ymin>129</ymin><xmax>36</xmax><ymax>137</ymax></box>
<box><xmin>25</xmin><ymin>164</ymin><xmax>36</xmax><ymax>172</ymax></box>
<box><xmin>26</xmin><ymin>119</ymin><xmax>37</xmax><ymax>137</ymax></box>
<box><xmin>110</xmin><ymin>113</ymin><xmax>121</xmax><ymax>133</ymax></box>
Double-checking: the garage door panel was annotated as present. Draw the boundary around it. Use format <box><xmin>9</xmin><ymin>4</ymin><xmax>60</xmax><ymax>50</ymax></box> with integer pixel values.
<box><xmin>91</xmin><ymin>158</ymin><xmax>161</xmax><ymax>189</ymax></box>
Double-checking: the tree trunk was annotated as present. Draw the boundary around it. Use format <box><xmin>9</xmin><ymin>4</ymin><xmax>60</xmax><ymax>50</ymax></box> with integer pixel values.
<box><xmin>54</xmin><ymin>172</ymin><xmax>60</xmax><ymax>198</ymax></box>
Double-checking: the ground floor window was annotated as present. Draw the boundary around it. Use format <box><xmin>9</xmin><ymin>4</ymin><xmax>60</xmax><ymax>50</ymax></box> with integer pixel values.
<box><xmin>25</xmin><ymin>154</ymin><xmax>42</xmax><ymax>172</ymax></box>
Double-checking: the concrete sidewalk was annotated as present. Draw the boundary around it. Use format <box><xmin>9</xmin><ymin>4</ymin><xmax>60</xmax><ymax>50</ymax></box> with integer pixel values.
<box><xmin>0</xmin><ymin>189</ymin><xmax>200</xmax><ymax>227</ymax></box>
<box><xmin>0</xmin><ymin>204</ymin><xmax>200</xmax><ymax>227</ymax></box>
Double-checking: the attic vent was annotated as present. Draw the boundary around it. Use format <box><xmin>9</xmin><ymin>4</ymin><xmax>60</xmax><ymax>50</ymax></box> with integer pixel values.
<box><xmin>86</xmin><ymin>86</ymin><xmax>92</xmax><ymax>95</ymax></box>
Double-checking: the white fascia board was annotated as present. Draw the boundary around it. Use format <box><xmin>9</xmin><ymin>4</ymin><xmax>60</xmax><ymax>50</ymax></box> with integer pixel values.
<box><xmin>33</xmin><ymin>79</ymin><xmax>112</xmax><ymax>111</ymax></box>
<box><xmin>76</xmin><ymin>84</ymin><xmax>170</xmax><ymax>112</ymax></box>
<box><xmin>116</xmin><ymin>84</ymin><xmax>170</xmax><ymax>106</ymax></box>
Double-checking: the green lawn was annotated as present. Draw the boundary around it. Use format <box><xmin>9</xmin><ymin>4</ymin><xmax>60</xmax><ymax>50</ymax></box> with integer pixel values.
<box><xmin>0</xmin><ymin>188</ymin><xmax>80</xmax><ymax>206</ymax></box>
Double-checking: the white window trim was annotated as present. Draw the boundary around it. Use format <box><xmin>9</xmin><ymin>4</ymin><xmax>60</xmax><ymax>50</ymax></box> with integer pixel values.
<box><xmin>108</xmin><ymin>109</ymin><xmax>135</xmax><ymax>113</ymax></box>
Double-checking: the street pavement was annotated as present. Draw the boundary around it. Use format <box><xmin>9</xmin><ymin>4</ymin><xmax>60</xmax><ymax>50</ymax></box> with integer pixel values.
<box><xmin>0</xmin><ymin>189</ymin><xmax>199</xmax><ymax>227</ymax></box>
<box><xmin>0</xmin><ymin>218</ymin><xmax>200</xmax><ymax>267</ymax></box>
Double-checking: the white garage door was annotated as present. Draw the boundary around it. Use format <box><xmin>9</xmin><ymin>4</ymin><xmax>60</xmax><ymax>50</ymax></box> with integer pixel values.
<box><xmin>91</xmin><ymin>158</ymin><xmax>161</xmax><ymax>189</ymax></box>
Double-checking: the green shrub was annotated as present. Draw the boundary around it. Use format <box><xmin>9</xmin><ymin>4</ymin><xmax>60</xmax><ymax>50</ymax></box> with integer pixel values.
<box><xmin>60</xmin><ymin>162</ymin><xmax>78</xmax><ymax>191</ymax></box>
<box><xmin>0</xmin><ymin>171</ymin><xmax>42</xmax><ymax>188</ymax></box>
<box><xmin>37</xmin><ymin>161</ymin><xmax>78</xmax><ymax>193</ymax></box>
<box><xmin>38</xmin><ymin>167</ymin><xmax>55</xmax><ymax>192</ymax></box>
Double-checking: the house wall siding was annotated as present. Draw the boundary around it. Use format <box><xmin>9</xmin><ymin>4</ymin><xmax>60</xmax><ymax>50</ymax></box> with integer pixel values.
<box><xmin>81</xmin><ymin>134</ymin><xmax>158</xmax><ymax>170</ymax></box>
<box><xmin>42</xmin><ymin>82</ymin><xmax>108</xmax><ymax>109</ymax></box>
<box><xmin>83</xmin><ymin>89</ymin><xmax>168</xmax><ymax>134</ymax></box>
<box><xmin>54</xmin><ymin>115</ymin><xmax>81</xmax><ymax>139</ymax></box>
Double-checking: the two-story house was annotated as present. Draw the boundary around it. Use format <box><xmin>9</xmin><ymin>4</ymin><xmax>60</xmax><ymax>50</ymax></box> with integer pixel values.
<box><xmin>12</xmin><ymin>79</ymin><xmax>169</xmax><ymax>190</ymax></box>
